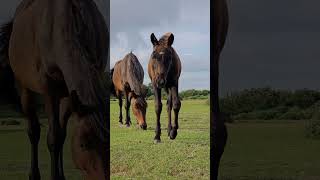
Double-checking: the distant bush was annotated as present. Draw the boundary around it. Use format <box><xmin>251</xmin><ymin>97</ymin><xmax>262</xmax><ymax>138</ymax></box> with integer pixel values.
<box><xmin>220</xmin><ymin>88</ymin><xmax>320</xmax><ymax>121</ymax></box>
<box><xmin>144</xmin><ymin>83</ymin><xmax>209</xmax><ymax>100</ymax></box>
<box><xmin>305</xmin><ymin>119</ymin><xmax>320</xmax><ymax>139</ymax></box>
<box><xmin>0</xmin><ymin>119</ymin><xmax>20</xmax><ymax>126</ymax></box>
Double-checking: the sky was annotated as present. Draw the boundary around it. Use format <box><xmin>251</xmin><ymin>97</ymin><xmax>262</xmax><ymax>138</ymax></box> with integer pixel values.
<box><xmin>110</xmin><ymin>0</ymin><xmax>210</xmax><ymax>90</ymax></box>
<box><xmin>220</xmin><ymin>0</ymin><xmax>320</xmax><ymax>95</ymax></box>
<box><xmin>1</xmin><ymin>0</ymin><xmax>210</xmax><ymax>91</ymax></box>
<box><xmin>3</xmin><ymin>1</ymin><xmax>320</xmax><ymax>93</ymax></box>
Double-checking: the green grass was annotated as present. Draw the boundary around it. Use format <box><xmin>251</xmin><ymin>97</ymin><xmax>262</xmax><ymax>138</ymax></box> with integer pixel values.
<box><xmin>220</xmin><ymin>120</ymin><xmax>320</xmax><ymax>180</ymax></box>
<box><xmin>0</xmin><ymin>118</ymin><xmax>81</xmax><ymax>179</ymax></box>
<box><xmin>110</xmin><ymin>100</ymin><xmax>210</xmax><ymax>179</ymax></box>
<box><xmin>0</xmin><ymin>100</ymin><xmax>210</xmax><ymax>179</ymax></box>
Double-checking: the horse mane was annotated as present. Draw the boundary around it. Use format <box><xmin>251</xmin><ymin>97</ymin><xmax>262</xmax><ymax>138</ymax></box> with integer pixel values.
<box><xmin>71</xmin><ymin>0</ymin><xmax>108</xmax><ymax>71</ymax></box>
<box><xmin>133</xmin><ymin>96</ymin><xmax>147</xmax><ymax>110</ymax></box>
<box><xmin>70</xmin><ymin>0</ymin><xmax>109</xmax><ymax>143</ymax></box>
<box><xmin>121</xmin><ymin>52</ymin><xmax>144</xmax><ymax>96</ymax></box>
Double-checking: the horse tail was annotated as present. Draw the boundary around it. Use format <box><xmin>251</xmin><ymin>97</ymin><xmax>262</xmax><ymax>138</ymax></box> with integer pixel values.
<box><xmin>0</xmin><ymin>21</ymin><xmax>13</xmax><ymax>65</ymax></box>
<box><xmin>0</xmin><ymin>20</ymin><xmax>21</xmax><ymax>111</ymax></box>
<box><xmin>126</xmin><ymin>53</ymin><xmax>144</xmax><ymax>96</ymax></box>
<box><xmin>110</xmin><ymin>68</ymin><xmax>116</xmax><ymax>96</ymax></box>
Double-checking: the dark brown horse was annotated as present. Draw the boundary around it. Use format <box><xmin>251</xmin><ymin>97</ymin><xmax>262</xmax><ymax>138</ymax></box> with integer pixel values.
<box><xmin>111</xmin><ymin>52</ymin><xmax>148</xmax><ymax>130</ymax></box>
<box><xmin>148</xmin><ymin>32</ymin><xmax>181</xmax><ymax>143</ymax></box>
<box><xmin>0</xmin><ymin>0</ymin><xmax>109</xmax><ymax>179</ymax></box>
<box><xmin>213</xmin><ymin>0</ymin><xmax>229</xmax><ymax>179</ymax></box>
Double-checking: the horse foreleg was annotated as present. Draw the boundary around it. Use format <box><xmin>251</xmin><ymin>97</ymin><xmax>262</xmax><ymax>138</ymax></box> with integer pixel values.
<box><xmin>118</xmin><ymin>94</ymin><xmax>123</xmax><ymax>124</ymax></box>
<box><xmin>153</xmin><ymin>86</ymin><xmax>162</xmax><ymax>143</ymax></box>
<box><xmin>166</xmin><ymin>89</ymin><xmax>172</xmax><ymax>137</ymax></box>
<box><xmin>45</xmin><ymin>95</ymin><xmax>61</xmax><ymax>180</ymax></box>
<box><xmin>170</xmin><ymin>85</ymin><xmax>181</xmax><ymax>140</ymax></box>
<box><xmin>56</xmin><ymin>97</ymin><xmax>72</xmax><ymax>180</ymax></box>
<box><xmin>21</xmin><ymin>89</ymin><xmax>41</xmax><ymax>180</ymax></box>
<box><xmin>124</xmin><ymin>91</ymin><xmax>131</xmax><ymax>127</ymax></box>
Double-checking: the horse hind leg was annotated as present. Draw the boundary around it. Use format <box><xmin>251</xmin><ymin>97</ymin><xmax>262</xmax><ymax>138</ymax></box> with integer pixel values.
<box><xmin>21</xmin><ymin>89</ymin><xmax>41</xmax><ymax>180</ymax></box>
<box><xmin>153</xmin><ymin>86</ymin><xmax>162</xmax><ymax>143</ymax></box>
<box><xmin>124</xmin><ymin>91</ymin><xmax>131</xmax><ymax>127</ymax></box>
<box><xmin>118</xmin><ymin>93</ymin><xmax>123</xmax><ymax>125</ymax></box>
<box><xmin>166</xmin><ymin>89</ymin><xmax>173</xmax><ymax>137</ymax></box>
<box><xmin>170</xmin><ymin>85</ymin><xmax>181</xmax><ymax>140</ymax></box>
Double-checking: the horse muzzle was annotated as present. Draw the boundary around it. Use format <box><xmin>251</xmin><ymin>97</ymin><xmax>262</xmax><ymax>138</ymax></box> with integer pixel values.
<box><xmin>140</xmin><ymin>122</ymin><xmax>147</xmax><ymax>130</ymax></box>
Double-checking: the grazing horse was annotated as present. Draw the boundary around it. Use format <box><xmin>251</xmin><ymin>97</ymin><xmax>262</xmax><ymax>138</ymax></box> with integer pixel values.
<box><xmin>0</xmin><ymin>0</ymin><xmax>109</xmax><ymax>179</ymax></box>
<box><xmin>148</xmin><ymin>32</ymin><xmax>181</xmax><ymax>143</ymax></box>
<box><xmin>111</xmin><ymin>52</ymin><xmax>147</xmax><ymax>130</ymax></box>
<box><xmin>213</xmin><ymin>0</ymin><xmax>229</xmax><ymax>179</ymax></box>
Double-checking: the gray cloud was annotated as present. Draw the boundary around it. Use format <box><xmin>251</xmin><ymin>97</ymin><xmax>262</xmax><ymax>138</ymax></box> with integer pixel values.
<box><xmin>221</xmin><ymin>0</ymin><xmax>320</xmax><ymax>95</ymax></box>
<box><xmin>111</xmin><ymin>0</ymin><xmax>210</xmax><ymax>90</ymax></box>
<box><xmin>0</xmin><ymin>0</ymin><xmax>210</xmax><ymax>91</ymax></box>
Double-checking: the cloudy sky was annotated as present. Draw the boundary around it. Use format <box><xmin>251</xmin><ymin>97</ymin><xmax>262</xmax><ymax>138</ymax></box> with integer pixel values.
<box><xmin>1</xmin><ymin>0</ymin><xmax>210</xmax><ymax>91</ymax></box>
<box><xmin>220</xmin><ymin>0</ymin><xmax>320</xmax><ymax>95</ymax></box>
<box><xmin>110</xmin><ymin>0</ymin><xmax>210</xmax><ymax>90</ymax></box>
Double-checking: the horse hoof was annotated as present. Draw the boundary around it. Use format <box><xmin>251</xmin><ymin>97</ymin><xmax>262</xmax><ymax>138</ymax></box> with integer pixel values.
<box><xmin>167</xmin><ymin>127</ymin><xmax>172</xmax><ymax>136</ymax></box>
<box><xmin>169</xmin><ymin>129</ymin><xmax>178</xmax><ymax>140</ymax></box>
<box><xmin>154</xmin><ymin>139</ymin><xmax>161</xmax><ymax>143</ymax></box>
<box><xmin>126</xmin><ymin>124</ymin><xmax>130</xmax><ymax>128</ymax></box>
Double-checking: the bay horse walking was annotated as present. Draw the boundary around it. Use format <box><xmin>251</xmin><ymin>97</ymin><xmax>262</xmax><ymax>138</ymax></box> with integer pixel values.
<box><xmin>212</xmin><ymin>0</ymin><xmax>229</xmax><ymax>179</ymax></box>
<box><xmin>0</xmin><ymin>0</ymin><xmax>109</xmax><ymax>179</ymax></box>
<box><xmin>111</xmin><ymin>52</ymin><xmax>148</xmax><ymax>130</ymax></box>
<box><xmin>148</xmin><ymin>32</ymin><xmax>181</xmax><ymax>143</ymax></box>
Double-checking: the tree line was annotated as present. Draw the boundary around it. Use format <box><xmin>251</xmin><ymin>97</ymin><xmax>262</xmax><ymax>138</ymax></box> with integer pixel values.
<box><xmin>220</xmin><ymin>87</ymin><xmax>320</xmax><ymax>120</ymax></box>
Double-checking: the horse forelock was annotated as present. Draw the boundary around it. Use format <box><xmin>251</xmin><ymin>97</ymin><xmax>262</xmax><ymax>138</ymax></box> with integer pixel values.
<box><xmin>158</xmin><ymin>32</ymin><xmax>173</xmax><ymax>46</ymax></box>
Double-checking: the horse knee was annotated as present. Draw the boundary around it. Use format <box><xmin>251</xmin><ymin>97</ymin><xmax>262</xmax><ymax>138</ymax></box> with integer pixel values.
<box><xmin>173</xmin><ymin>98</ymin><xmax>181</xmax><ymax>111</ymax></box>
<box><xmin>155</xmin><ymin>102</ymin><xmax>162</xmax><ymax>114</ymax></box>
<box><xmin>166</xmin><ymin>99</ymin><xmax>172</xmax><ymax>111</ymax></box>
<box><xmin>47</xmin><ymin>129</ymin><xmax>58</xmax><ymax>152</ymax></box>
<box><xmin>27</xmin><ymin>123</ymin><xmax>40</xmax><ymax>145</ymax></box>
<box><xmin>125</xmin><ymin>103</ymin><xmax>130</xmax><ymax>109</ymax></box>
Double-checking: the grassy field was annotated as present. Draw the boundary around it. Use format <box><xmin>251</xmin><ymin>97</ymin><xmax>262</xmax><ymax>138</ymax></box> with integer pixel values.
<box><xmin>0</xmin><ymin>100</ymin><xmax>210</xmax><ymax>179</ymax></box>
<box><xmin>2</xmin><ymin>100</ymin><xmax>319</xmax><ymax>180</ymax></box>
<box><xmin>110</xmin><ymin>100</ymin><xmax>210</xmax><ymax>179</ymax></box>
<box><xmin>220</xmin><ymin>120</ymin><xmax>320</xmax><ymax>180</ymax></box>
<box><xmin>0</xmin><ymin>117</ymin><xmax>82</xmax><ymax>179</ymax></box>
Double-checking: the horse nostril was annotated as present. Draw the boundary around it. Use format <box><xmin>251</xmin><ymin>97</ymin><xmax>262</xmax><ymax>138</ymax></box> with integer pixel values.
<box><xmin>140</xmin><ymin>123</ymin><xmax>147</xmax><ymax>130</ymax></box>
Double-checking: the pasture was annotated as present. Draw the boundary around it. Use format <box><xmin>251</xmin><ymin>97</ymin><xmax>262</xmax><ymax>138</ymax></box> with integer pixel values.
<box><xmin>110</xmin><ymin>100</ymin><xmax>210</xmax><ymax>179</ymax></box>
<box><xmin>0</xmin><ymin>116</ymin><xmax>82</xmax><ymax>179</ymax></box>
<box><xmin>220</xmin><ymin>120</ymin><xmax>320</xmax><ymax>180</ymax></box>
<box><xmin>0</xmin><ymin>99</ymin><xmax>210</xmax><ymax>179</ymax></box>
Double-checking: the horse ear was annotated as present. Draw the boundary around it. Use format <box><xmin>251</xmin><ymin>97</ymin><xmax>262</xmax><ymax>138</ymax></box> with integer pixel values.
<box><xmin>168</xmin><ymin>33</ymin><xmax>174</xmax><ymax>46</ymax></box>
<box><xmin>150</xmin><ymin>33</ymin><xmax>158</xmax><ymax>46</ymax></box>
